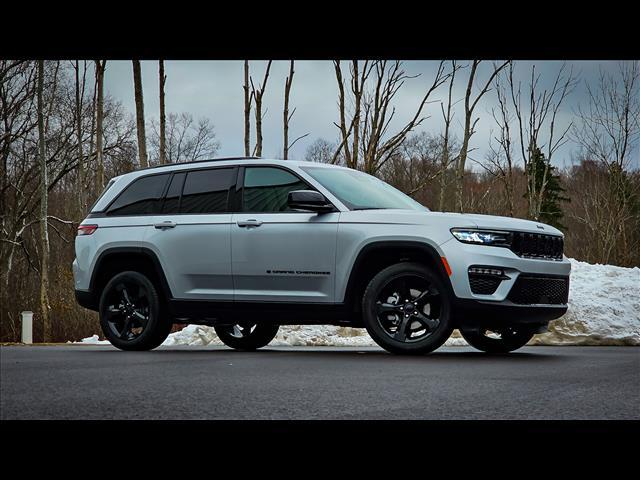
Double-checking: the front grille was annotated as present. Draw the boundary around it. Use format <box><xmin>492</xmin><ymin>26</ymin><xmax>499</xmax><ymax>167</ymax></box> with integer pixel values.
<box><xmin>508</xmin><ymin>276</ymin><xmax>569</xmax><ymax>305</ymax></box>
<box><xmin>469</xmin><ymin>275</ymin><xmax>502</xmax><ymax>295</ymax></box>
<box><xmin>510</xmin><ymin>232</ymin><xmax>564</xmax><ymax>260</ymax></box>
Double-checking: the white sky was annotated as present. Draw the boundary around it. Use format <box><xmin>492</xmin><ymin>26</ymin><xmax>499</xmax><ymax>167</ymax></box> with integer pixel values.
<box><xmin>101</xmin><ymin>60</ymin><xmax>638</xmax><ymax>170</ymax></box>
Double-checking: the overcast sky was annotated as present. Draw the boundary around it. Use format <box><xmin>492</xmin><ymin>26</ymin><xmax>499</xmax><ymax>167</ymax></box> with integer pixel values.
<box><xmin>102</xmin><ymin>60</ymin><xmax>638</xmax><ymax>170</ymax></box>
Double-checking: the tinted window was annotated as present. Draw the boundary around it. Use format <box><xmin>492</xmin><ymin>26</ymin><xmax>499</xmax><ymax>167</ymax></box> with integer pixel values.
<box><xmin>243</xmin><ymin>167</ymin><xmax>309</xmax><ymax>212</ymax></box>
<box><xmin>162</xmin><ymin>172</ymin><xmax>186</xmax><ymax>214</ymax></box>
<box><xmin>181</xmin><ymin>168</ymin><xmax>234</xmax><ymax>214</ymax></box>
<box><xmin>107</xmin><ymin>174</ymin><xmax>169</xmax><ymax>216</ymax></box>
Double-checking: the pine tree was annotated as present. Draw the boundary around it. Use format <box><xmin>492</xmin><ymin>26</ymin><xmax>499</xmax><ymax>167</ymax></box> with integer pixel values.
<box><xmin>526</xmin><ymin>147</ymin><xmax>570</xmax><ymax>229</ymax></box>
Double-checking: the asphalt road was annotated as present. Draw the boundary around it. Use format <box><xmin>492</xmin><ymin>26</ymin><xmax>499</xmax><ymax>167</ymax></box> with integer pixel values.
<box><xmin>1</xmin><ymin>345</ymin><xmax>638</xmax><ymax>420</ymax></box>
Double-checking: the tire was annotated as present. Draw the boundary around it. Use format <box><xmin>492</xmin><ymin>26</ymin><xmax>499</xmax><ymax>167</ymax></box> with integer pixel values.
<box><xmin>99</xmin><ymin>271</ymin><xmax>172</xmax><ymax>351</ymax></box>
<box><xmin>214</xmin><ymin>322</ymin><xmax>280</xmax><ymax>351</ymax></box>
<box><xmin>460</xmin><ymin>327</ymin><xmax>534</xmax><ymax>353</ymax></box>
<box><xmin>362</xmin><ymin>262</ymin><xmax>453</xmax><ymax>355</ymax></box>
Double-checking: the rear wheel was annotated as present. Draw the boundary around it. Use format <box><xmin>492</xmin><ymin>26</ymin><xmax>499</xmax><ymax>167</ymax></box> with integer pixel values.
<box><xmin>214</xmin><ymin>322</ymin><xmax>280</xmax><ymax>351</ymax></box>
<box><xmin>460</xmin><ymin>327</ymin><xmax>534</xmax><ymax>353</ymax></box>
<box><xmin>362</xmin><ymin>262</ymin><xmax>453</xmax><ymax>355</ymax></box>
<box><xmin>99</xmin><ymin>271</ymin><xmax>172</xmax><ymax>351</ymax></box>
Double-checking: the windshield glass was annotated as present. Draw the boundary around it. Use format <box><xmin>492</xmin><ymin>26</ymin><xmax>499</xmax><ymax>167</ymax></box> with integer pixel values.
<box><xmin>301</xmin><ymin>166</ymin><xmax>428</xmax><ymax>211</ymax></box>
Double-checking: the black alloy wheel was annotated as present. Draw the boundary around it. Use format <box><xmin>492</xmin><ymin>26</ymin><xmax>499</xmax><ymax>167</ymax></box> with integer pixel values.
<box><xmin>362</xmin><ymin>262</ymin><xmax>453</xmax><ymax>355</ymax></box>
<box><xmin>99</xmin><ymin>271</ymin><xmax>171</xmax><ymax>351</ymax></box>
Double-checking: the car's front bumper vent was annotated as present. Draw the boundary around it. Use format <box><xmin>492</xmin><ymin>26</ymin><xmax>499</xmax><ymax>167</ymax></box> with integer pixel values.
<box><xmin>507</xmin><ymin>276</ymin><xmax>569</xmax><ymax>305</ymax></box>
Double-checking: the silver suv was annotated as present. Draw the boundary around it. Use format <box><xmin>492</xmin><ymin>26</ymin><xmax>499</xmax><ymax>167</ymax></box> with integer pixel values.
<box><xmin>73</xmin><ymin>157</ymin><xmax>571</xmax><ymax>354</ymax></box>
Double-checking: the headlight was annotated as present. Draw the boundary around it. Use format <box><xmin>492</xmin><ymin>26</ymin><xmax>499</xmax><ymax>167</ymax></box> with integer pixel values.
<box><xmin>450</xmin><ymin>228</ymin><xmax>512</xmax><ymax>246</ymax></box>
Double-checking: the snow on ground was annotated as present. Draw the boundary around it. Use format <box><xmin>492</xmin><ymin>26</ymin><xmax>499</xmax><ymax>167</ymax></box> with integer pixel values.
<box><xmin>531</xmin><ymin>258</ymin><xmax>639</xmax><ymax>346</ymax></box>
<box><xmin>76</xmin><ymin>258</ymin><xmax>639</xmax><ymax>347</ymax></box>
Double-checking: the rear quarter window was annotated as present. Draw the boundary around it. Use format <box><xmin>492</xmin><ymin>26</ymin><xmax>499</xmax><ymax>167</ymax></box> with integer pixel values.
<box><xmin>107</xmin><ymin>174</ymin><xmax>170</xmax><ymax>216</ymax></box>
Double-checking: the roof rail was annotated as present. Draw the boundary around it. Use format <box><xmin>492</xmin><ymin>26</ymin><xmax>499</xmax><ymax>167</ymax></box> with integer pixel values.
<box><xmin>137</xmin><ymin>156</ymin><xmax>262</xmax><ymax>171</ymax></box>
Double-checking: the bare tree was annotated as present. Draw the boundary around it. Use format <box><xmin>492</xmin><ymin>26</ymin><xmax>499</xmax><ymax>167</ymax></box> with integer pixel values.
<box><xmin>332</xmin><ymin>60</ymin><xmax>373</xmax><ymax>168</ymax></box>
<box><xmin>484</xmin><ymin>70</ymin><xmax>517</xmax><ymax>216</ymax></box>
<box><xmin>132</xmin><ymin>60</ymin><xmax>148</xmax><ymax>168</ymax></box>
<box><xmin>149</xmin><ymin>112</ymin><xmax>220</xmax><ymax>163</ymax></box>
<box><xmin>243</xmin><ymin>60</ymin><xmax>252</xmax><ymax>157</ymax></box>
<box><xmin>94</xmin><ymin>60</ymin><xmax>106</xmax><ymax>190</ymax></box>
<box><xmin>37</xmin><ymin>60</ymin><xmax>51</xmax><ymax>342</ymax></box>
<box><xmin>159</xmin><ymin>60</ymin><xmax>167</xmax><ymax>165</ymax></box>
<box><xmin>573</xmin><ymin>61</ymin><xmax>639</xmax><ymax>171</ymax></box>
<box><xmin>454</xmin><ymin>60</ymin><xmax>510</xmax><ymax>212</ymax></box>
<box><xmin>250</xmin><ymin>60</ymin><xmax>272</xmax><ymax>157</ymax></box>
<box><xmin>438</xmin><ymin>60</ymin><xmax>462</xmax><ymax>211</ymax></box>
<box><xmin>380</xmin><ymin>132</ymin><xmax>442</xmax><ymax>198</ymax></box>
<box><xmin>0</xmin><ymin>60</ymin><xmax>138</xmax><ymax>342</ymax></box>
<box><xmin>568</xmin><ymin>61</ymin><xmax>640</xmax><ymax>264</ymax></box>
<box><xmin>282</xmin><ymin>60</ymin><xmax>309</xmax><ymax>160</ymax></box>
<box><xmin>333</xmin><ymin>60</ymin><xmax>450</xmax><ymax>174</ymax></box>
<box><xmin>73</xmin><ymin>60</ymin><xmax>87</xmax><ymax>213</ymax></box>
<box><xmin>305</xmin><ymin>138</ymin><xmax>337</xmax><ymax>164</ymax></box>
<box><xmin>509</xmin><ymin>62</ymin><xmax>576</xmax><ymax>219</ymax></box>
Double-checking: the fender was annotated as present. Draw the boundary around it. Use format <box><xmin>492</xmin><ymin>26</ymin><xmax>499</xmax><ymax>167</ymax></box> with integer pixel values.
<box><xmin>342</xmin><ymin>240</ymin><xmax>455</xmax><ymax>307</ymax></box>
<box><xmin>89</xmin><ymin>246</ymin><xmax>174</xmax><ymax>301</ymax></box>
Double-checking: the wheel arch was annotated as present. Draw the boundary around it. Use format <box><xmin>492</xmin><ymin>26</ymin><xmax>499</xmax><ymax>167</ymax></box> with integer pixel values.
<box><xmin>87</xmin><ymin>247</ymin><xmax>173</xmax><ymax>310</ymax></box>
<box><xmin>342</xmin><ymin>240</ymin><xmax>454</xmax><ymax>325</ymax></box>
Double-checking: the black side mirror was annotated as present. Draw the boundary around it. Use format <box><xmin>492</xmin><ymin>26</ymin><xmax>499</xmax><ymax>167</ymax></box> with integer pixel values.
<box><xmin>287</xmin><ymin>190</ymin><xmax>334</xmax><ymax>213</ymax></box>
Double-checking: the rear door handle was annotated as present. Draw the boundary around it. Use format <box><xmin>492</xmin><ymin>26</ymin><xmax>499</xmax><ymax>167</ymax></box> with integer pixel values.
<box><xmin>154</xmin><ymin>221</ymin><xmax>177</xmax><ymax>229</ymax></box>
<box><xmin>236</xmin><ymin>219</ymin><xmax>263</xmax><ymax>228</ymax></box>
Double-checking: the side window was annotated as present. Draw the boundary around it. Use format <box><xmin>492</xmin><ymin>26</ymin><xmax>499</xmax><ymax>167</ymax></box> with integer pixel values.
<box><xmin>107</xmin><ymin>174</ymin><xmax>169</xmax><ymax>216</ymax></box>
<box><xmin>180</xmin><ymin>168</ymin><xmax>234</xmax><ymax>214</ymax></box>
<box><xmin>243</xmin><ymin>167</ymin><xmax>310</xmax><ymax>213</ymax></box>
<box><xmin>162</xmin><ymin>172</ymin><xmax>186</xmax><ymax>214</ymax></box>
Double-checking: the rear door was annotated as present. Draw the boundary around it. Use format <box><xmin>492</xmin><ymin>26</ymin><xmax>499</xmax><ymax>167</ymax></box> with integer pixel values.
<box><xmin>144</xmin><ymin>166</ymin><xmax>237</xmax><ymax>300</ymax></box>
<box><xmin>231</xmin><ymin>165</ymin><xmax>339</xmax><ymax>303</ymax></box>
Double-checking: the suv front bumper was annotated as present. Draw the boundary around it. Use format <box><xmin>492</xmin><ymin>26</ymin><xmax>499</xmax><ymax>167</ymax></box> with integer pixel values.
<box><xmin>439</xmin><ymin>237</ymin><xmax>571</xmax><ymax>329</ymax></box>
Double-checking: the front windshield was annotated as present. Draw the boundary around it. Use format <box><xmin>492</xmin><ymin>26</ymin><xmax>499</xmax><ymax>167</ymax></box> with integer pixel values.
<box><xmin>302</xmin><ymin>166</ymin><xmax>429</xmax><ymax>212</ymax></box>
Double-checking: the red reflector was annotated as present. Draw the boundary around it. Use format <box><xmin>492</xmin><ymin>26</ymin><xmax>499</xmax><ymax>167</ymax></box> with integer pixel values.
<box><xmin>77</xmin><ymin>224</ymin><xmax>98</xmax><ymax>236</ymax></box>
<box><xmin>441</xmin><ymin>256</ymin><xmax>452</xmax><ymax>276</ymax></box>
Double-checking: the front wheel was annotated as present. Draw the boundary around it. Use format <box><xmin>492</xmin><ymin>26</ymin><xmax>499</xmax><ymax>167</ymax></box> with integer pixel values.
<box><xmin>362</xmin><ymin>262</ymin><xmax>453</xmax><ymax>355</ymax></box>
<box><xmin>460</xmin><ymin>327</ymin><xmax>534</xmax><ymax>353</ymax></box>
<box><xmin>214</xmin><ymin>322</ymin><xmax>280</xmax><ymax>351</ymax></box>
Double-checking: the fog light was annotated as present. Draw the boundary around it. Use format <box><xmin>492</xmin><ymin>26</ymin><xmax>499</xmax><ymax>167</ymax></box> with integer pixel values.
<box><xmin>468</xmin><ymin>267</ymin><xmax>505</xmax><ymax>277</ymax></box>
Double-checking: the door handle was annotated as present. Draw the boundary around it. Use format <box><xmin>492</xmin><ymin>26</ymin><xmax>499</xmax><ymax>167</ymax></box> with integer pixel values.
<box><xmin>154</xmin><ymin>221</ymin><xmax>177</xmax><ymax>229</ymax></box>
<box><xmin>236</xmin><ymin>219</ymin><xmax>263</xmax><ymax>228</ymax></box>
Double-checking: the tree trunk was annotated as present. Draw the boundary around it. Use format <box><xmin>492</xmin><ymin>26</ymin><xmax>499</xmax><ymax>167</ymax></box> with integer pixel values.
<box><xmin>95</xmin><ymin>60</ymin><xmax>106</xmax><ymax>191</ymax></box>
<box><xmin>251</xmin><ymin>61</ymin><xmax>272</xmax><ymax>158</ymax></box>
<box><xmin>74</xmin><ymin>60</ymin><xmax>85</xmax><ymax>215</ymax></box>
<box><xmin>37</xmin><ymin>60</ymin><xmax>51</xmax><ymax>343</ymax></box>
<box><xmin>283</xmin><ymin>60</ymin><xmax>294</xmax><ymax>160</ymax></box>
<box><xmin>255</xmin><ymin>94</ymin><xmax>263</xmax><ymax>157</ymax></box>
<box><xmin>159</xmin><ymin>60</ymin><xmax>167</xmax><ymax>164</ymax></box>
<box><xmin>243</xmin><ymin>60</ymin><xmax>251</xmax><ymax>157</ymax></box>
<box><xmin>132</xmin><ymin>60</ymin><xmax>148</xmax><ymax>168</ymax></box>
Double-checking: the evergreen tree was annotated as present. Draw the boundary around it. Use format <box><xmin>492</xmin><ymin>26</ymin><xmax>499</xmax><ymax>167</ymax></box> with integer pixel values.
<box><xmin>526</xmin><ymin>147</ymin><xmax>570</xmax><ymax>229</ymax></box>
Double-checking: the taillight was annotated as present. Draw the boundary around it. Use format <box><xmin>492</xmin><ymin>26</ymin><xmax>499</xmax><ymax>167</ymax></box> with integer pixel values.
<box><xmin>77</xmin><ymin>224</ymin><xmax>98</xmax><ymax>236</ymax></box>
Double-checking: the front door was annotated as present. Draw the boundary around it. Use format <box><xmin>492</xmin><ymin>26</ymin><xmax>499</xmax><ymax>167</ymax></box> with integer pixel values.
<box><xmin>231</xmin><ymin>166</ymin><xmax>339</xmax><ymax>303</ymax></box>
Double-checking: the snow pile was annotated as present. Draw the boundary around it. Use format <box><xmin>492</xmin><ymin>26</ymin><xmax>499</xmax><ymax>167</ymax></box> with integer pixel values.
<box><xmin>70</xmin><ymin>334</ymin><xmax>111</xmax><ymax>345</ymax></box>
<box><xmin>159</xmin><ymin>324</ymin><xmax>468</xmax><ymax>348</ymax></box>
<box><xmin>532</xmin><ymin>258</ymin><xmax>639</xmax><ymax>346</ymax></box>
<box><xmin>75</xmin><ymin>258</ymin><xmax>639</xmax><ymax>347</ymax></box>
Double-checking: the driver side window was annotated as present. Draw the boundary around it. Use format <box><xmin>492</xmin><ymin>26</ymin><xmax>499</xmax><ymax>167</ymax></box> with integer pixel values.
<box><xmin>242</xmin><ymin>167</ymin><xmax>309</xmax><ymax>213</ymax></box>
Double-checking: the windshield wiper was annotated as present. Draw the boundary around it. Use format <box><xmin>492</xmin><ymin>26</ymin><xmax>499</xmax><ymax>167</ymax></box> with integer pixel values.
<box><xmin>352</xmin><ymin>207</ymin><xmax>388</xmax><ymax>211</ymax></box>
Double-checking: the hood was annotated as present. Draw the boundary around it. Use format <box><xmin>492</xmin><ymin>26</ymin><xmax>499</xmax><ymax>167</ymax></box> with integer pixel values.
<box><xmin>339</xmin><ymin>209</ymin><xmax>563</xmax><ymax>236</ymax></box>
<box><xmin>457</xmin><ymin>213</ymin><xmax>563</xmax><ymax>236</ymax></box>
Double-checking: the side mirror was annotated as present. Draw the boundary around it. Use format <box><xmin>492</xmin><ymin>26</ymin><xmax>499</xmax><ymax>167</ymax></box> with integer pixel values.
<box><xmin>287</xmin><ymin>190</ymin><xmax>334</xmax><ymax>213</ymax></box>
